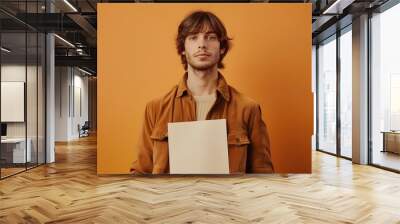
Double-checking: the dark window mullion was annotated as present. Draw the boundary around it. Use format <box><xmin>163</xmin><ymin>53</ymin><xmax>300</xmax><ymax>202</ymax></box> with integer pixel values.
<box><xmin>36</xmin><ymin>0</ymin><xmax>39</xmax><ymax>167</ymax></box>
<box><xmin>25</xmin><ymin>0</ymin><xmax>28</xmax><ymax>171</ymax></box>
<box><xmin>367</xmin><ymin>11</ymin><xmax>373</xmax><ymax>165</ymax></box>
<box><xmin>316</xmin><ymin>45</ymin><xmax>320</xmax><ymax>151</ymax></box>
<box><xmin>337</xmin><ymin>29</ymin><xmax>341</xmax><ymax>157</ymax></box>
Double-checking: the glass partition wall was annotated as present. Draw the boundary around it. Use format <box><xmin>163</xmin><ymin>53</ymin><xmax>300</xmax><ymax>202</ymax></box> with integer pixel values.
<box><xmin>0</xmin><ymin>2</ymin><xmax>46</xmax><ymax>179</ymax></box>
<box><xmin>316</xmin><ymin>26</ymin><xmax>353</xmax><ymax>159</ymax></box>
<box><xmin>316</xmin><ymin>0</ymin><xmax>400</xmax><ymax>172</ymax></box>
<box><xmin>339</xmin><ymin>27</ymin><xmax>352</xmax><ymax>159</ymax></box>
<box><xmin>370</xmin><ymin>2</ymin><xmax>400</xmax><ymax>172</ymax></box>
<box><xmin>317</xmin><ymin>35</ymin><xmax>337</xmax><ymax>155</ymax></box>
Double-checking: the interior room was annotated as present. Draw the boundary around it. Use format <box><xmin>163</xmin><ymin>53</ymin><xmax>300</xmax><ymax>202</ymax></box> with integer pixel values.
<box><xmin>0</xmin><ymin>0</ymin><xmax>399</xmax><ymax>223</ymax></box>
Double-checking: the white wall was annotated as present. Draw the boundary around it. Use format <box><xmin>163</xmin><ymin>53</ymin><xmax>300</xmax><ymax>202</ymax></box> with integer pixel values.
<box><xmin>72</xmin><ymin>73</ymin><xmax>89</xmax><ymax>138</ymax></box>
<box><xmin>1</xmin><ymin>63</ymin><xmax>46</xmax><ymax>164</ymax></box>
<box><xmin>55</xmin><ymin>67</ymin><xmax>89</xmax><ymax>141</ymax></box>
<box><xmin>55</xmin><ymin>66</ymin><xmax>70</xmax><ymax>141</ymax></box>
<box><xmin>1</xmin><ymin>65</ymin><xmax>26</xmax><ymax>136</ymax></box>
<box><xmin>1</xmin><ymin>64</ymin><xmax>39</xmax><ymax>137</ymax></box>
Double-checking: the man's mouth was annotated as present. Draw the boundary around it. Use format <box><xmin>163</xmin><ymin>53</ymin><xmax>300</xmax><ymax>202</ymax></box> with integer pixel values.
<box><xmin>195</xmin><ymin>52</ymin><xmax>211</xmax><ymax>57</ymax></box>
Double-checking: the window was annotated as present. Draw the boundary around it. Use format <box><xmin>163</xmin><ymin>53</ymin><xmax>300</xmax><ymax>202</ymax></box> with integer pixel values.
<box><xmin>317</xmin><ymin>35</ymin><xmax>337</xmax><ymax>154</ymax></box>
<box><xmin>371</xmin><ymin>2</ymin><xmax>400</xmax><ymax>171</ymax></box>
<box><xmin>339</xmin><ymin>27</ymin><xmax>352</xmax><ymax>158</ymax></box>
<box><xmin>0</xmin><ymin>1</ymin><xmax>46</xmax><ymax>179</ymax></box>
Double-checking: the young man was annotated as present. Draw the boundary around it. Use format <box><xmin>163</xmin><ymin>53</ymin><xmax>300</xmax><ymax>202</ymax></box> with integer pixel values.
<box><xmin>131</xmin><ymin>10</ymin><xmax>273</xmax><ymax>174</ymax></box>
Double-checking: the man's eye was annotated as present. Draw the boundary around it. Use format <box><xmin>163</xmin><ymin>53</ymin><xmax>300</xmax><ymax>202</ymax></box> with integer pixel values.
<box><xmin>188</xmin><ymin>35</ymin><xmax>197</xmax><ymax>40</ymax></box>
<box><xmin>207</xmin><ymin>35</ymin><xmax>218</xmax><ymax>40</ymax></box>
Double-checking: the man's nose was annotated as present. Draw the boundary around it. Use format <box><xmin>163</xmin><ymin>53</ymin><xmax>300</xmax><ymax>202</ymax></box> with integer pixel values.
<box><xmin>197</xmin><ymin>37</ymin><xmax>206</xmax><ymax>49</ymax></box>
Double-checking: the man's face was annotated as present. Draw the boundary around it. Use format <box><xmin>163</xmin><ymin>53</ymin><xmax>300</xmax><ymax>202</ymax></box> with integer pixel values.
<box><xmin>183</xmin><ymin>31</ymin><xmax>225</xmax><ymax>71</ymax></box>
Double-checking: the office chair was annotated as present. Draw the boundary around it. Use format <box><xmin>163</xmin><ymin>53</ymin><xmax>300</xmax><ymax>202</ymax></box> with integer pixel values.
<box><xmin>79</xmin><ymin>121</ymin><xmax>90</xmax><ymax>138</ymax></box>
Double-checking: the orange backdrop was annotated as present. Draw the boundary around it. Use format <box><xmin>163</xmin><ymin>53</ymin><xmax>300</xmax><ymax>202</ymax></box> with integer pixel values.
<box><xmin>97</xmin><ymin>3</ymin><xmax>312</xmax><ymax>174</ymax></box>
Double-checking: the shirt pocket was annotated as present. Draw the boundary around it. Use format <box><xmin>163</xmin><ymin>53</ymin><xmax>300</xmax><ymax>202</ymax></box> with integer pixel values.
<box><xmin>150</xmin><ymin>127</ymin><xmax>169</xmax><ymax>173</ymax></box>
<box><xmin>227</xmin><ymin>132</ymin><xmax>250</xmax><ymax>174</ymax></box>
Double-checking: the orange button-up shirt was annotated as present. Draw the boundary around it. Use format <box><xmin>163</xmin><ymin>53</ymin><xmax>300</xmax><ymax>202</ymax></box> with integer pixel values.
<box><xmin>131</xmin><ymin>73</ymin><xmax>274</xmax><ymax>174</ymax></box>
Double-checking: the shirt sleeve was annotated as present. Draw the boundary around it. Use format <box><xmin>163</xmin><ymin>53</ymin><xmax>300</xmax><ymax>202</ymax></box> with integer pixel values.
<box><xmin>130</xmin><ymin>102</ymin><xmax>155</xmax><ymax>174</ymax></box>
<box><xmin>246</xmin><ymin>103</ymin><xmax>274</xmax><ymax>173</ymax></box>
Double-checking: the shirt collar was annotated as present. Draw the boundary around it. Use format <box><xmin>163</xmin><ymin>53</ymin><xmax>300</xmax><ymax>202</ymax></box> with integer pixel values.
<box><xmin>176</xmin><ymin>72</ymin><xmax>231</xmax><ymax>102</ymax></box>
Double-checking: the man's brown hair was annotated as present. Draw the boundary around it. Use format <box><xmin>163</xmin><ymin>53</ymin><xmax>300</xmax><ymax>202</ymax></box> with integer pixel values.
<box><xmin>176</xmin><ymin>10</ymin><xmax>232</xmax><ymax>70</ymax></box>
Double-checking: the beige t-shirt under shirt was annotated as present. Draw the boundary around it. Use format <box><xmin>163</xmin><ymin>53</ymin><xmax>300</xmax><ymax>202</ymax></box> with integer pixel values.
<box><xmin>193</xmin><ymin>93</ymin><xmax>217</xmax><ymax>121</ymax></box>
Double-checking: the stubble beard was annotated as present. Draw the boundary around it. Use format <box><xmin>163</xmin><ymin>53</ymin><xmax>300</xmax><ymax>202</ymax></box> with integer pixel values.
<box><xmin>186</xmin><ymin>54</ymin><xmax>219</xmax><ymax>72</ymax></box>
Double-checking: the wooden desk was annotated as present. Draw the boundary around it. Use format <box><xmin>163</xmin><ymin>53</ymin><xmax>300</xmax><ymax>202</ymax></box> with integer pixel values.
<box><xmin>381</xmin><ymin>131</ymin><xmax>400</xmax><ymax>154</ymax></box>
<box><xmin>1</xmin><ymin>138</ymin><xmax>32</xmax><ymax>164</ymax></box>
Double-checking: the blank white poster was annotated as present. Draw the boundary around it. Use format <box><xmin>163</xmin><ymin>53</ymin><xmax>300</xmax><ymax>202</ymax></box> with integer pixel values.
<box><xmin>168</xmin><ymin>119</ymin><xmax>229</xmax><ymax>174</ymax></box>
<box><xmin>1</xmin><ymin>82</ymin><xmax>25</xmax><ymax>122</ymax></box>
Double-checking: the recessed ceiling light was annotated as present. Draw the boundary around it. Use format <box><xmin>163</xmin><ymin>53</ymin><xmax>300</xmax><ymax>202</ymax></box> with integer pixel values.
<box><xmin>1</xmin><ymin>47</ymin><xmax>11</xmax><ymax>53</ymax></box>
<box><xmin>77</xmin><ymin>67</ymin><xmax>93</xmax><ymax>76</ymax></box>
<box><xmin>63</xmin><ymin>0</ymin><xmax>78</xmax><ymax>12</ymax></box>
<box><xmin>54</xmin><ymin>34</ymin><xmax>75</xmax><ymax>48</ymax></box>
<box><xmin>323</xmin><ymin>0</ymin><xmax>355</xmax><ymax>15</ymax></box>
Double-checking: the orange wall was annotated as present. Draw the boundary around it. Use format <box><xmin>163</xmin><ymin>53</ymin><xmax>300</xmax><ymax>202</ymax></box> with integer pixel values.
<box><xmin>98</xmin><ymin>3</ymin><xmax>312</xmax><ymax>174</ymax></box>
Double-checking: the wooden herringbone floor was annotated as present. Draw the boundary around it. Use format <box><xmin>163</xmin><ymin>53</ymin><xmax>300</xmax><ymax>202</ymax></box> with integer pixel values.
<box><xmin>1</xmin><ymin>135</ymin><xmax>400</xmax><ymax>224</ymax></box>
